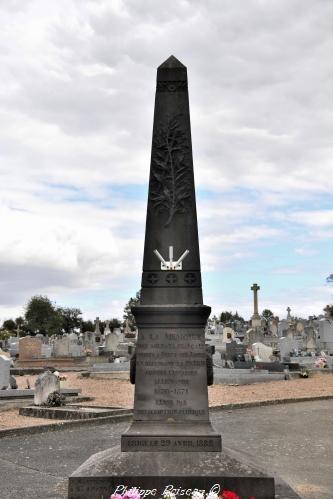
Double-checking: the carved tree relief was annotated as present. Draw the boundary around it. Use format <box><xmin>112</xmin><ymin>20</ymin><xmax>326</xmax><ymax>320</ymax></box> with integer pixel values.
<box><xmin>149</xmin><ymin>115</ymin><xmax>191</xmax><ymax>227</ymax></box>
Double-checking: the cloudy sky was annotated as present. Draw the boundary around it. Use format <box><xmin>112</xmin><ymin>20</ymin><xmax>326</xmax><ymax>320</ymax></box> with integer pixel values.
<box><xmin>0</xmin><ymin>0</ymin><xmax>332</xmax><ymax>322</ymax></box>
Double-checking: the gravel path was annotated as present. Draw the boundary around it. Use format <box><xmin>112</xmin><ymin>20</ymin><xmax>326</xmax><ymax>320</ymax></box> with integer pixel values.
<box><xmin>1</xmin><ymin>372</ymin><xmax>331</xmax><ymax>430</ymax></box>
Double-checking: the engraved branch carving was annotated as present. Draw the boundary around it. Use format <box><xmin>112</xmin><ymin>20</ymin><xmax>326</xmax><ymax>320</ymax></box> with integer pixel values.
<box><xmin>150</xmin><ymin>115</ymin><xmax>191</xmax><ymax>227</ymax></box>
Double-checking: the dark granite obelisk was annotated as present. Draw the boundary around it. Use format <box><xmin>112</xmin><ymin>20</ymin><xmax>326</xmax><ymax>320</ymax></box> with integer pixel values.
<box><xmin>121</xmin><ymin>55</ymin><xmax>221</xmax><ymax>452</ymax></box>
<box><xmin>140</xmin><ymin>55</ymin><xmax>202</xmax><ymax>307</ymax></box>
<box><xmin>68</xmin><ymin>57</ymin><xmax>279</xmax><ymax>499</ymax></box>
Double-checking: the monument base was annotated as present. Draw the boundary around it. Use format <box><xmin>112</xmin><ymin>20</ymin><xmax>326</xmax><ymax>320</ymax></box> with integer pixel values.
<box><xmin>121</xmin><ymin>421</ymin><xmax>221</xmax><ymax>452</ymax></box>
<box><xmin>67</xmin><ymin>445</ymin><xmax>300</xmax><ymax>499</ymax></box>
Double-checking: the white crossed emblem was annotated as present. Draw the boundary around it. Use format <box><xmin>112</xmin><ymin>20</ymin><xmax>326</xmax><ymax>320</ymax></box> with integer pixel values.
<box><xmin>154</xmin><ymin>246</ymin><xmax>189</xmax><ymax>270</ymax></box>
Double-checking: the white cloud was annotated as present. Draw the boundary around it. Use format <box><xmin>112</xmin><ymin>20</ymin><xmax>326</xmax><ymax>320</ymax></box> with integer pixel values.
<box><xmin>289</xmin><ymin>210</ymin><xmax>333</xmax><ymax>227</ymax></box>
<box><xmin>0</xmin><ymin>0</ymin><xmax>332</xmax><ymax>321</ymax></box>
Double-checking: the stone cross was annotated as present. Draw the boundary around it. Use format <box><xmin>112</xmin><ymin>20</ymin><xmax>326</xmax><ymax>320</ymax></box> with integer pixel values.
<box><xmin>94</xmin><ymin>317</ymin><xmax>101</xmax><ymax>342</ymax></box>
<box><xmin>286</xmin><ymin>306</ymin><xmax>291</xmax><ymax>320</ymax></box>
<box><xmin>251</xmin><ymin>283</ymin><xmax>260</xmax><ymax>318</ymax></box>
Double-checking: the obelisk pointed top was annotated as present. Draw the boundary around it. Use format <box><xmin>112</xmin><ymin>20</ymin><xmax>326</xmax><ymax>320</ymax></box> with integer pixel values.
<box><xmin>158</xmin><ymin>55</ymin><xmax>186</xmax><ymax>69</ymax></box>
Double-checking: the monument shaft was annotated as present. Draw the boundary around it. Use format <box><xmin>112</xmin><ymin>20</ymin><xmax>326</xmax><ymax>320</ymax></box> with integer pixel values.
<box><xmin>121</xmin><ymin>56</ymin><xmax>220</xmax><ymax>452</ymax></box>
<box><xmin>68</xmin><ymin>57</ymin><xmax>276</xmax><ymax>499</ymax></box>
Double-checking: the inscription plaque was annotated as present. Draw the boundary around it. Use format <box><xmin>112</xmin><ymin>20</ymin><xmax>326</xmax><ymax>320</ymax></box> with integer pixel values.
<box><xmin>134</xmin><ymin>329</ymin><xmax>207</xmax><ymax>421</ymax></box>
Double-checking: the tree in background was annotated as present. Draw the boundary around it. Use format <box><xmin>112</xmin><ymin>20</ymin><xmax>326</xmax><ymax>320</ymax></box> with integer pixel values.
<box><xmin>324</xmin><ymin>304</ymin><xmax>333</xmax><ymax>318</ymax></box>
<box><xmin>1</xmin><ymin>316</ymin><xmax>29</xmax><ymax>336</ymax></box>
<box><xmin>81</xmin><ymin>320</ymin><xmax>94</xmax><ymax>333</ymax></box>
<box><xmin>262</xmin><ymin>309</ymin><xmax>274</xmax><ymax>321</ymax></box>
<box><xmin>108</xmin><ymin>318</ymin><xmax>122</xmax><ymax>330</ymax></box>
<box><xmin>25</xmin><ymin>295</ymin><xmax>62</xmax><ymax>336</ymax></box>
<box><xmin>0</xmin><ymin>330</ymin><xmax>11</xmax><ymax>341</ymax></box>
<box><xmin>2</xmin><ymin>319</ymin><xmax>16</xmax><ymax>332</ymax></box>
<box><xmin>57</xmin><ymin>307</ymin><xmax>82</xmax><ymax>334</ymax></box>
<box><xmin>326</xmin><ymin>274</ymin><xmax>333</xmax><ymax>283</ymax></box>
<box><xmin>123</xmin><ymin>291</ymin><xmax>141</xmax><ymax>330</ymax></box>
<box><xmin>220</xmin><ymin>311</ymin><xmax>245</xmax><ymax>324</ymax></box>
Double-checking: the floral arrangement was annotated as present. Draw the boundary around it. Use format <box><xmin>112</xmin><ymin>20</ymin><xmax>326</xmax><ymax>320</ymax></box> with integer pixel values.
<box><xmin>314</xmin><ymin>357</ymin><xmax>327</xmax><ymax>368</ymax></box>
<box><xmin>110</xmin><ymin>487</ymin><xmax>256</xmax><ymax>499</ymax></box>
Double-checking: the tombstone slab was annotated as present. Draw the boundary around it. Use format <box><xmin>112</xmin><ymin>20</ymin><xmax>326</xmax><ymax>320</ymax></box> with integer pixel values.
<box><xmin>34</xmin><ymin>371</ymin><xmax>60</xmax><ymax>405</ymax></box>
<box><xmin>0</xmin><ymin>354</ymin><xmax>11</xmax><ymax>389</ymax></box>
<box><xmin>19</xmin><ymin>336</ymin><xmax>42</xmax><ymax>361</ymax></box>
<box><xmin>104</xmin><ymin>332</ymin><xmax>120</xmax><ymax>353</ymax></box>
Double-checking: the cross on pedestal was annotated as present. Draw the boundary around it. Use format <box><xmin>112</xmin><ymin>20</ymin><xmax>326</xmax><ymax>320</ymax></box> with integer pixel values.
<box><xmin>251</xmin><ymin>283</ymin><xmax>260</xmax><ymax>319</ymax></box>
<box><xmin>286</xmin><ymin>306</ymin><xmax>291</xmax><ymax>320</ymax></box>
<box><xmin>94</xmin><ymin>317</ymin><xmax>101</xmax><ymax>336</ymax></box>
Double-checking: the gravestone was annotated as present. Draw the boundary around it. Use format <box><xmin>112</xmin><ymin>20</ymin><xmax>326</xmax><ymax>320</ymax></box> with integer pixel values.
<box><xmin>252</xmin><ymin>342</ymin><xmax>273</xmax><ymax>362</ymax></box>
<box><xmin>225</xmin><ymin>341</ymin><xmax>247</xmax><ymax>361</ymax></box>
<box><xmin>318</xmin><ymin>319</ymin><xmax>333</xmax><ymax>352</ymax></box>
<box><xmin>54</xmin><ymin>336</ymin><xmax>70</xmax><ymax>357</ymax></box>
<box><xmin>222</xmin><ymin>326</ymin><xmax>235</xmax><ymax>343</ymax></box>
<box><xmin>104</xmin><ymin>320</ymin><xmax>111</xmax><ymax>336</ymax></box>
<box><xmin>69</xmin><ymin>55</ymin><xmax>275</xmax><ymax>499</ymax></box>
<box><xmin>84</xmin><ymin>331</ymin><xmax>99</xmax><ymax>356</ymax></box>
<box><xmin>69</xmin><ymin>332</ymin><xmax>85</xmax><ymax>357</ymax></box>
<box><xmin>41</xmin><ymin>344</ymin><xmax>52</xmax><ymax>358</ymax></box>
<box><xmin>34</xmin><ymin>371</ymin><xmax>60</xmax><ymax>405</ymax></box>
<box><xmin>279</xmin><ymin>337</ymin><xmax>293</xmax><ymax>360</ymax></box>
<box><xmin>94</xmin><ymin>317</ymin><xmax>102</xmax><ymax>343</ymax></box>
<box><xmin>104</xmin><ymin>330</ymin><xmax>120</xmax><ymax>353</ymax></box>
<box><xmin>278</xmin><ymin>319</ymin><xmax>289</xmax><ymax>337</ymax></box>
<box><xmin>0</xmin><ymin>354</ymin><xmax>11</xmax><ymax>389</ymax></box>
<box><xmin>7</xmin><ymin>336</ymin><xmax>19</xmax><ymax>357</ymax></box>
<box><xmin>225</xmin><ymin>341</ymin><xmax>252</xmax><ymax>369</ymax></box>
<box><xmin>19</xmin><ymin>336</ymin><xmax>42</xmax><ymax>361</ymax></box>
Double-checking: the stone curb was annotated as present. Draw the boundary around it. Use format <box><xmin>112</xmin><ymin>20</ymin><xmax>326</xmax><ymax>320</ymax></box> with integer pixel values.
<box><xmin>0</xmin><ymin>412</ymin><xmax>133</xmax><ymax>439</ymax></box>
<box><xmin>1</xmin><ymin>394</ymin><xmax>332</xmax><ymax>439</ymax></box>
<box><xmin>210</xmin><ymin>394</ymin><xmax>333</xmax><ymax>411</ymax></box>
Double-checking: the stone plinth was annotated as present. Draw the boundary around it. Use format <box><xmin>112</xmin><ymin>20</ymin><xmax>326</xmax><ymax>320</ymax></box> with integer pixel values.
<box><xmin>68</xmin><ymin>446</ymin><xmax>275</xmax><ymax>499</ymax></box>
<box><xmin>122</xmin><ymin>305</ymin><xmax>221</xmax><ymax>452</ymax></box>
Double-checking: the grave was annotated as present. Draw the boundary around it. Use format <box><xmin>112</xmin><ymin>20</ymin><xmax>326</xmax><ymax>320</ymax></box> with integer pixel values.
<box><xmin>279</xmin><ymin>336</ymin><xmax>293</xmax><ymax>361</ymax></box>
<box><xmin>251</xmin><ymin>283</ymin><xmax>262</xmax><ymax>328</ymax></box>
<box><xmin>20</xmin><ymin>405</ymin><xmax>131</xmax><ymax>420</ymax></box>
<box><xmin>224</xmin><ymin>341</ymin><xmax>253</xmax><ymax>369</ymax></box>
<box><xmin>18</xmin><ymin>336</ymin><xmax>42</xmax><ymax>361</ymax></box>
<box><xmin>34</xmin><ymin>371</ymin><xmax>60</xmax><ymax>405</ymax></box>
<box><xmin>318</xmin><ymin>319</ymin><xmax>333</xmax><ymax>352</ymax></box>
<box><xmin>53</xmin><ymin>336</ymin><xmax>71</xmax><ymax>357</ymax></box>
<box><xmin>53</xmin><ymin>333</ymin><xmax>84</xmax><ymax>357</ymax></box>
<box><xmin>104</xmin><ymin>329</ymin><xmax>120</xmax><ymax>353</ymax></box>
<box><xmin>68</xmin><ymin>56</ymin><xmax>276</xmax><ymax>499</ymax></box>
<box><xmin>221</xmin><ymin>326</ymin><xmax>235</xmax><ymax>343</ymax></box>
<box><xmin>252</xmin><ymin>342</ymin><xmax>273</xmax><ymax>362</ymax></box>
<box><xmin>0</xmin><ymin>354</ymin><xmax>11</xmax><ymax>389</ymax></box>
<box><xmin>94</xmin><ymin>317</ymin><xmax>102</xmax><ymax>344</ymax></box>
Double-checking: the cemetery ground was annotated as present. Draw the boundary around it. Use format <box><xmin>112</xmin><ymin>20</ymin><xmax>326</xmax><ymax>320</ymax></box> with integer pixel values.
<box><xmin>0</xmin><ymin>371</ymin><xmax>332</xmax><ymax>430</ymax></box>
<box><xmin>0</xmin><ymin>399</ymin><xmax>332</xmax><ymax>499</ymax></box>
